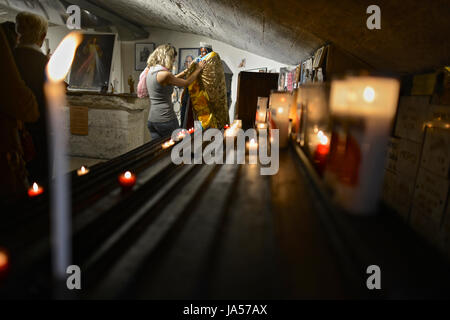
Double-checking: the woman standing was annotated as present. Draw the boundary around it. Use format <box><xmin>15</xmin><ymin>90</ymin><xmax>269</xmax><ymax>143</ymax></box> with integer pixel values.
<box><xmin>146</xmin><ymin>44</ymin><xmax>205</xmax><ymax>139</ymax></box>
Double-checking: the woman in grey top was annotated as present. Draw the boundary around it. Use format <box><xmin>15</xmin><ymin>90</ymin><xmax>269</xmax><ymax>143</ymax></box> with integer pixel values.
<box><xmin>146</xmin><ymin>44</ymin><xmax>205</xmax><ymax>139</ymax></box>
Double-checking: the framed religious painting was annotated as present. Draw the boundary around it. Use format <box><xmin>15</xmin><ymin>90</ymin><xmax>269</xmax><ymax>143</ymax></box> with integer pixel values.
<box><xmin>135</xmin><ymin>43</ymin><xmax>155</xmax><ymax>71</ymax></box>
<box><xmin>68</xmin><ymin>33</ymin><xmax>116</xmax><ymax>91</ymax></box>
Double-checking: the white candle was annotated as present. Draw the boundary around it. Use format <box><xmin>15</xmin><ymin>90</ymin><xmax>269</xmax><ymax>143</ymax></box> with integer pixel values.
<box><xmin>45</xmin><ymin>32</ymin><xmax>82</xmax><ymax>282</ymax></box>
<box><xmin>256</xmin><ymin>97</ymin><xmax>268</xmax><ymax>124</ymax></box>
<box><xmin>269</xmin><ymin>92</ymin><xmax>292</xmax><ymax>148</ymax></box>
<box><xmin>329</xmin><ymin>76</ymin><xmax>400</xmax><ymax>214</ymax></box>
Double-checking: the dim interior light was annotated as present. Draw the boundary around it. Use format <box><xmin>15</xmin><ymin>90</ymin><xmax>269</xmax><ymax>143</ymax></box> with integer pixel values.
<box><xmin>277</xmin><ymin>107</ymin><xmax>284</xmax><ymax>114</ymax></box>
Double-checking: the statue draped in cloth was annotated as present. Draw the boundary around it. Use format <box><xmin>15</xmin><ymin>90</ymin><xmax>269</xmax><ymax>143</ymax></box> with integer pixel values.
<box><xmin>185</xmin><ymin>43</ymin><xmax>230</xmax><ymax>129</ymax></box>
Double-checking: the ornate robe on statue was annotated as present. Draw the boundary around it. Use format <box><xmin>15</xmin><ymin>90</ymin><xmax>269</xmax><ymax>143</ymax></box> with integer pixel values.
<box><xmin>186</xmin><ymin>51</ymin><xmax>230</xmax><ymax>129</ymax></box>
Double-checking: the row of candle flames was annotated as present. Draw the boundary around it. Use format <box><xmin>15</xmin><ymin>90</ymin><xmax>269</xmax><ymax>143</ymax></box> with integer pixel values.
<box><xmin>28</xmin><ymin>122</ymin><xmax>258</xmax><ymax>199</ymax></box>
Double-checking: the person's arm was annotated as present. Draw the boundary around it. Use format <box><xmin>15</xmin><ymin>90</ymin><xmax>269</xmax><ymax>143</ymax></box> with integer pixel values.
<box><xmin>174</xmin><ymin>68</ymin><xmax>188</xmax><ymax>78</ymax></box>
<box><xmin>157</xmin><ymin>60</ymin><xmax>205</xmax><ymax>87</ymax></box>
<box><xmin>174</xmin><ymin>60</ymin><xmax>196</xmax><ymax>78</ymax></box>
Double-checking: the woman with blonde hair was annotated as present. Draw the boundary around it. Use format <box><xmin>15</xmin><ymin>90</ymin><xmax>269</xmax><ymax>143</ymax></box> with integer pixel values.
<box><xmin>146</xmin><ymin>44</ymin><xmax>205</xmax><ymax>139</ymax></box>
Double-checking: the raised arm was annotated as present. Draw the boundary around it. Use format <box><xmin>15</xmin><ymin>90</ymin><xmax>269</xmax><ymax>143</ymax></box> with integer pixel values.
<box><xmin>157</xmin><ymin>60</ymin><xmax>206</xmax><ymax>87</ymax></box>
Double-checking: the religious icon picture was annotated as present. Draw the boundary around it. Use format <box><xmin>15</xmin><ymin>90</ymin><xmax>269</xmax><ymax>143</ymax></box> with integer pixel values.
<box><xmin>69</xmin><ymin>33</ymin><xmax>116</xmax><ymax>91</ymax></box>
<box><xmin>278</xmin><ymin>67</ymin><xmax>288</xmax><ymax>91</ymax></box>
<box><xmin>135</xmin><ymin>43</ymin><xmax>155</xmax><ymax>71</ymax></box>
<box><xmin>178</xmin><ymin>48</ymin><xmax>201</xmax><ymax>74</ymax></box>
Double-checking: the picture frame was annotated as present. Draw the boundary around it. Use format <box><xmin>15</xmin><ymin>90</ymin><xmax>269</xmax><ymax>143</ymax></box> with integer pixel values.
<box><xmin>135</xmin><ymin>43</ymin><xmax>155</xmax><ymax>71</ymax></box>
<box><xmin>68</xmin><ymin>33</ymin><xmax>116</xmax><ymax>91</ymax></box>
<box><xmin>278</xmin><ymin>67</ymin><xmax>289</xmax><ymax>91</ymax></box>
<box><xmin>178</xmin><ymin>48</ymin><xmax>201</xmax><ymax>74</ymax></box>
<box><xmin>245</xmin><ymin>67</ymin><xmax>268</xmax><ymax>73</ymax></box>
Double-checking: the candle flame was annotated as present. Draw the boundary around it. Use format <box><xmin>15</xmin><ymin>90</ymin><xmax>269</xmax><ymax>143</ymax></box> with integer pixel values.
<box><xmin>318</xmin><ymin>130</ymin><xmax>329</xmax><ymax>145</ymax></box>
<box><xmin>0</xmin><ymin>250</ymin><xmax>8</xmax><ymax>269</ymax></box>
<box><xmin>33</xmin><ymin>182</ymin><xmax>39</xmax><ymax>192</ymax></box>
<box><xmin>124</xmin><ymin>171</ymin><xmax>132</xmax><ymax>179</ymax></box>
<box><xmin>363</xmin><ymin>86</ymin><xmax>375</xmax><ymax>103</ymax></box>
<box><xmin>81</xmin><ymin>166</ymin><xmax>86</xmax><ymax>173</ymax></box>
<box><xmin>162</xmin><ymin>139</ymin><xmax>175</xmax><ymax>149</ymax></box>
<box><xmin>46</xmin><ymin>32</ymin><xmax>82</xmax><ymax>82</ymax></box>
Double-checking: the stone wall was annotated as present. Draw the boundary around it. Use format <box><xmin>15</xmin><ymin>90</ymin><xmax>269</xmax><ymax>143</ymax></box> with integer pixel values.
<box><xmin>64</xmin><ymin>92</ymin><xmax>150</xmax><ymax>159</ymax></box>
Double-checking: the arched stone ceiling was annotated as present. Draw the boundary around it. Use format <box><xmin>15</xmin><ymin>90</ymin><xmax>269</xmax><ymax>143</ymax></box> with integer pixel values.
<box><xmin>89</xmin><ymin>0</ymin><xmax>449</xmax><ymax>74</ymax></box>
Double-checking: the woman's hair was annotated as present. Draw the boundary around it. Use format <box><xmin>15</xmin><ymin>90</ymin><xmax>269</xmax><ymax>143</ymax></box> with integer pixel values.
<box><xmin>147</xmin><ymin>44</ymin><xmax>177</xmax><ymax>70</ymax></box>
<box><xmin>15</xmin><ymin>11</ymin><xmax>48</xmax><ymax>45</ymax></box>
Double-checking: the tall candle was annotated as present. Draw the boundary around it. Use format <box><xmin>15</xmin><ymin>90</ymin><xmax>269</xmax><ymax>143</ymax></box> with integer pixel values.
<box><xmin>45</xmin><ymin>32</ymin><xmax>82</xmax><ymax>283</ymax></box>
<box><xmin>255</xmin><ymin>97</ymin><xmax>268</xmax><ymax>124</ymax></box>
<box><xmin>328</xmin><ymin>76</ymin><xmax>400</xmax><ymax>214</ymax></box>
<box><xmin>269</xmin><ymin>92</ymin><xmax>292</xmax><ymax>148</ymax></box>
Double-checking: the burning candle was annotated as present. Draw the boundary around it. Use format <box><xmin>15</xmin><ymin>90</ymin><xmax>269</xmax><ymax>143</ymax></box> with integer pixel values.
<box><xmin>118</xmin><ymin>171</ymin><xmax>136</xmax><ymax>189</ymax></box>
<box><xmin>328</xmin><ymin>76</ymin><xmax>400</xmax><ymax>214</ymax></box>
<box><xmin>256</xmin><ymin>97</ymin><xmax>268</xmax><ymax>124</ymax></box>
<box><xmin>269</xmin><ymin>92</ymin><xmax>292</xmax><ymax>148</ymax></box>
<box><xmin>0</xmin><ymin>249</ymin><xmax>9</xmax><ymax>273</ymax></box>
<box><xmin>28</xmin><ymin>182</ymin><xmax>44</xmax><ymax>197</ymax></box>
<box><xmin>162</xmin><ymin>139</ymin><xmax>175</xmax><ymax>149</ymax></box>
<box><xmin>247</xmin><ymin>138</ymin><xmax>258</xmax><ymax>150</ymax></box>
<box><xmin>45</xmin><ymin>32</ymin><xmax>82</xmax><ymax>283</ymax></box>
<box><xmin>313</xmin><ymin>131</ymin><xmax>330</xmax><ymax>175</ymax></box>
<box><xmin>257</xmin><ymin>123</ymin><xmax>268</xmax><ymax>130</ymax></box>
<box><xmin>77</xmin><ymin>165</ymin><xmax>89</xmax><ymax>176</ymax></box>
<box><xmin>233</xmin><ymin>119</ymin><xmax>242</xmax><ymax>129</ymax></box>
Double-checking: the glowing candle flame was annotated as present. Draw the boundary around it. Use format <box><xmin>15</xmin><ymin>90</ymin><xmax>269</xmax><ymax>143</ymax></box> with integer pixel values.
<box><xmin>317</xmin><ymin>130</ymin><xmax>329</xmax><ymax>145</ymax></box>
<box><xmin>124</xmin><ymin>171</ymin><xmax>132</xmax><ymax>179</ymax></box>
<box><xmin>0</xmin><ymin>250</ymin><xmax>8</xmax><ymax>270</ymax></box>
<box><xmin>46</xmin><ymin>32</ymin><xmax>82</xmax><ymax>82</ymax></box>
<box><xmin>258</xmin><ymin>123</ymin><xmax>267</xmax><ymax>129</ymax></box>
<box><xmin>81</xmin><ymin>166</ymin><xmax>86</xmax><ymax>173</ymax></box>
<box><xmin>162</xmin><ymin>139</ymin><xmax>175</xmax><ymax>149</ymax></box>
<box><xmin>363</xmin><ymin>86</ymin><xmax>375</xmax><ymax>103</ymax></box>
<box><xmin>33</xmin><ymin>182</ymin><xmax>39</xmax><ymax>192</ymax></box>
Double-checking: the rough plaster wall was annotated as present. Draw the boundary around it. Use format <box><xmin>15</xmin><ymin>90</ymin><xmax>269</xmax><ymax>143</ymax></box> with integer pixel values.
<box><xmin>91</xmin><ymin>0</ymin><xmax>450</xmax><ymax>74</ymax></box>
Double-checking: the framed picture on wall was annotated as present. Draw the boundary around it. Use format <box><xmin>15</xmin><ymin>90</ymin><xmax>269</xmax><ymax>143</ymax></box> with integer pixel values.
<box><xmin>69</xmin><ymin>33</ymin><xmax>116</xmax><ymax>91</ymax></box>
<box><xmin>135</xmin><ymin>43</ymin><xmax>155</xmax><ymax>71</ymax></box>
<box><xmin>245</xmin><ymin>67</ymin><xmax>268</xmax><ymax>73</ymax></box>
<box><xmin>178</xmin><ymin>48</ymin><xmax>201</xmax><ymax>74</ymax></box>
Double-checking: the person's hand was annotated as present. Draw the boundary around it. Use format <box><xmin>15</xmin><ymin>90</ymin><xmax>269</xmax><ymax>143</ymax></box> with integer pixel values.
<box><xmin>198</xmin><ymin>60</ymin><xmax>206</xmax><ymax>70</ymax></box>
